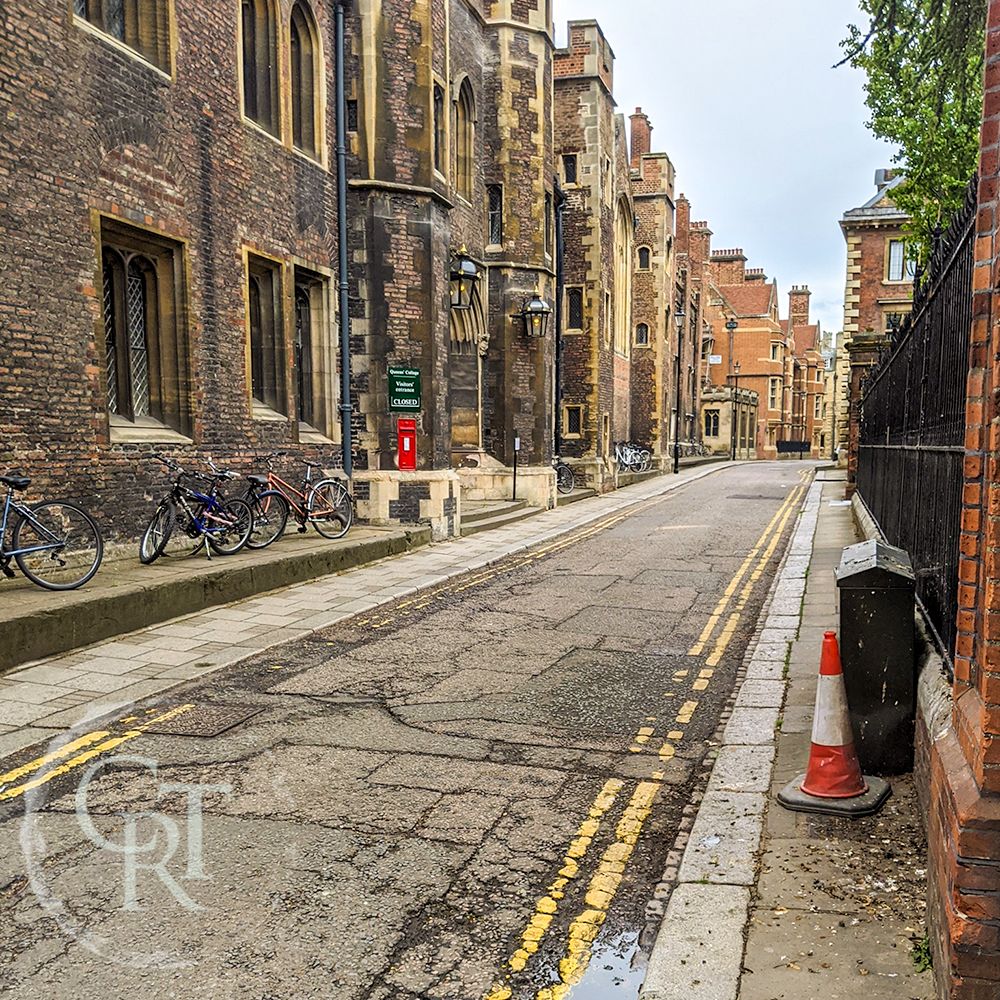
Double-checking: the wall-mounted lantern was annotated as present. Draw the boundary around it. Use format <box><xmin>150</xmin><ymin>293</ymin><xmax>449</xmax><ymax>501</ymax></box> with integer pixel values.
<box><xmin>449</xmin><ymin>247</ymin><xmax>480</xmax><ymax>311</ymax></box>
<box><xmin>515</xmin><ymin>294</ymin><xmax>553</xmax><ymax>339</ymax></box>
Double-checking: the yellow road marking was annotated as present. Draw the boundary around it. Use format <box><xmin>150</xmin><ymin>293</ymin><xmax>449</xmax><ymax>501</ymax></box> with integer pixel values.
<box><xmin>534</xmin><ymin>781</ymin><xmax>661</xmax><ymax>1000</ymax></box>
<box><xmin>688</xmin><ymin>484</ymin><xmax>803</xmax><ymax>656</ymax></box>
<box><xmin>676</xmin><ymin>700</ymin><xmax>698</xmax><ymax>725</ymax></box>
<box><xmin>705</xmin><ymin>487</ymin><xmax>803</xmax><ymax>667</ymax></box>
<box><xmin>0</xmin><ymin>730</ymin><xmax>111</xmax><ymax>788</ymax></box>
<box><xmin>482</xmin><ymin>778</ymin><xmax>626</xmax><ymax>1000</ymax></box>
<box><xmin>0</xmin><ymin>704</ymin><xmax>195</xmax><ymax>803</ymax></box>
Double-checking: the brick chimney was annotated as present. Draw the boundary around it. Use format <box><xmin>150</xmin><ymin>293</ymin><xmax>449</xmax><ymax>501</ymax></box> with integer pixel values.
<box><xmin>630</xmin><ymin>107</ymin><xmax>652</xmax><ymax>168</ymax></box>
<box><xmin>690</xmin><ymin>221</ymin><xmax>712</xmax><ymax>270</ymax></box>
<box><xmin>711</xmin><ymin>248</ymin><xmax>747</xmax><ymax>286</ymax></box>
<box><xmin>675</xmin><ymin>194</ymin><xmax>691</xmax><ymax>256</ymax></box>
<box><xmin>744</xmin><ymin>267</ymin><xmax>767</xmax><ymax>284</ymax></box>
<box><xmin>789</xmin><ymin>284</ymin><xmax>811</xmax><ymax>328</ymax></box>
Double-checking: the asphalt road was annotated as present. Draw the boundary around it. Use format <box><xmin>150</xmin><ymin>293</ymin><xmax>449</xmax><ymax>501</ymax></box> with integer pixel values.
<box><xmin>0</xmin><ymin>462</ymin><xmax>811</xmax><ymax>1000</ymax></box>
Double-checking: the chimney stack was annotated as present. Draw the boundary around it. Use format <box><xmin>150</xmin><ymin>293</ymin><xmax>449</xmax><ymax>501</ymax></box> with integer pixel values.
<box><xmin>789</xmin><ymin>284</ymin><xmax>811</xmax><ymax>328</ymax></box>
<box><xmin>630</xmin><ymin>107</ymin><xmax>652</xmax><ymax>168</ymax></box>
<box><xmin>675</xmin><ymin>194</ymin><xmax>691</xmax><ymax>256</ymax></box>
<box><xmin>710</xmin><ymin>248</ymin><xmax>747</xmax><ymax>286</ymax></box>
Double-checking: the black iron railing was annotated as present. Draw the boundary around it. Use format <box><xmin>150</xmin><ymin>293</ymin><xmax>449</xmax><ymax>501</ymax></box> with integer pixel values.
<box><xmin>857</xmin><ymin>176</ymin><xmax>977</xmax><ymax>673</ymax></box>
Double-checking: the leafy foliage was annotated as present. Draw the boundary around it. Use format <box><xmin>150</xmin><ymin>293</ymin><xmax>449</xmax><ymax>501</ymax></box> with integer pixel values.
<box><xmin>841</xmin><ymin>0</ymin><xmax>985</xmax><ymax>257</ymax></box>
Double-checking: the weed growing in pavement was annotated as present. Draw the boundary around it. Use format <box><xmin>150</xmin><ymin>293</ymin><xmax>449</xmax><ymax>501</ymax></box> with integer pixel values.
<box><xmin>775</xmin><ymin>715</ymin><xmax>784</xmax><ymax>732</ymax></box>
<box><xmin>912</xmin><ymin>935</ymin><xmax>933</xmax><ymax>973</ymax></box>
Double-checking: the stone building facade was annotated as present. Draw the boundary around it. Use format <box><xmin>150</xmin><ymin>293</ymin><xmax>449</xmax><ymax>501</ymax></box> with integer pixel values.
<box><xmin>0</xmin><ymin>4</ymin><xmax>707</xmax><ymax>544</ymax></box>
<box><xmin>835</xmin><ymin>171</ymin><xmax>915</xmax><ymax>486</ymax></box>
<box><xmin>552</xmin><ymin>24</ymin><xmax>683</xmax><ymax>488</ymax></box>
<box><xmin>346</xmin><ymin>0</ymin><xmax>557</xmax><ymax>530</ymax></box>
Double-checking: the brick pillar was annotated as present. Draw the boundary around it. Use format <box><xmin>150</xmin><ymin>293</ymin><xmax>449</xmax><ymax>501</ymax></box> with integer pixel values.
<box><xmin>927</xmin><ymin>3</ymin><xmax>1000</xmax><ymax>995</ymax></box>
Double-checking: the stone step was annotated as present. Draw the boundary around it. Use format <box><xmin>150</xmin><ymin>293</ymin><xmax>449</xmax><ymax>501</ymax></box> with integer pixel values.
<box><xmin>462</xmin><ymin>499</ymin><xmax>529</xmax><ymax>526</ymax></box>
<box><xmin>461</xmin><ymin>504</ymin><xmax>540</xmax><ymax>537</ymax></box>
<box><xmin>557</xmin><ymin>488</ymin><xmax>598</xmax><ymax>507</ymax></box>
<box><xmin>0</xmin><ymin>526</ymin><xmax>431</xmax><ymax>676</ymax></box>
<box><xmin>616</xmin><ymin>468</ymin><xmax>664</xmax><ymax>488</ymax></box>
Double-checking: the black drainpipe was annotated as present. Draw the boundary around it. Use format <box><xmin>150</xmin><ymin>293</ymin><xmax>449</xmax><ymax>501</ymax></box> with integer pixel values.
<box><xmin>335</xmin><ymin>0</ymin><xmax>353</xmax><ymax>479</ymax></box>
<box><xmin>554</xmin><ymin>178</ymin><xmax>566</xmax><ymax>459</ymax></box>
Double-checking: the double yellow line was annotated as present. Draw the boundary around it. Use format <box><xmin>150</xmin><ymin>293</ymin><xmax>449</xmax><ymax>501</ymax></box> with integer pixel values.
<box><xmin>688</xmin><ymin>474</ymin><xmax>807</xmax><ymax>665</ymax></box>
<box><xmin>0</xmin><ymin>704</ymin><xmax>194</xmax><ymax>803</ymax></box>
<box><xmin>483</xmin><ymin>475</ymin><xmax>810</xmax><ymax>1000</ymax></box>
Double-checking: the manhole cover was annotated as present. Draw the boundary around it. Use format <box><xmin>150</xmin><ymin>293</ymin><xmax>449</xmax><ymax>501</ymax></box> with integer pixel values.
<box><xmin>143</xmin><ymin>704</ymin><xmax>262</xmax><ymax>738</ymax></box>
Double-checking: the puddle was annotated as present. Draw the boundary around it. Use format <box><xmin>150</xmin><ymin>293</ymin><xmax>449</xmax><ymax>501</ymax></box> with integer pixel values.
<box><xmin>568</xmin><ymin>930</ymin><xmax>646</xmax><ymax>999</ymax></box>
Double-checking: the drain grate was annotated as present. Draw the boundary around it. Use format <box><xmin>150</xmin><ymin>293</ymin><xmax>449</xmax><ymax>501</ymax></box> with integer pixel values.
<box><xmin>143</xmin><ymin>704</ymin><xmax>262</xmax><ymax>738</ymax></box>
<box><xmin>727</xmin><ymin>494</ymin><xmax>788</xmax><ymax>501</ymax></box>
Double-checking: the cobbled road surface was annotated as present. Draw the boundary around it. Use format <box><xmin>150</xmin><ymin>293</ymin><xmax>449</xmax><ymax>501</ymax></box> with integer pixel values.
<box><xmin>0</xmin><ymin>463</ymin><xmax>810</xmax><ymax>1000</ymax></box>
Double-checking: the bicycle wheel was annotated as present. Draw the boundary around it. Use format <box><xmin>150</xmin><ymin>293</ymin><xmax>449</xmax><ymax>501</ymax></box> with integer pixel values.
<box><xmin>13</xmin><ymin>500</ymin><xmax>104</xmax><ymax>591</ymax></box>
<box><xmin>206</xmin><ymin>498</ymin><xmax>253</xmax><ymax>555</ymax></box>
<box><xmin>139</xmin><ymin>502</ymin><xmax>175</xmax><ymax>565</ymax></box>
<box><xmin>246</xmin><ymin>490</ymin><xmax>289</xmax><ymax>550</ymax></box>
<box><xmin>308</xmin><ymin>479</ymin><xmax>353</xmax><ymax>540</ymax></box>
<box><xmin>556</xmin><ymin>463</ymin><xmax>574</xmax><ymax>495</ymax></box>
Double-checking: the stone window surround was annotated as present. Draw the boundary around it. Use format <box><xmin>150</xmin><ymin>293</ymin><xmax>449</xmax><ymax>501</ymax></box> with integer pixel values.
<box><xmin>71</xmin><ymin>0</ymin><xmax>173</xmax><ymax>77</ymax></box>
<box><xmin>563</xmin><ymin>404</ymin><xmax>584</xmax><ymax>439</ymax></box>
<box><xmin>237</xmin><ymin>0</ymin><xmax>329</xmax><ymax>169</ymax></box>
<box><xmin>96</xmin><ymin>214</ymin><xmax>193</xmax><ymax>445</ymax></box>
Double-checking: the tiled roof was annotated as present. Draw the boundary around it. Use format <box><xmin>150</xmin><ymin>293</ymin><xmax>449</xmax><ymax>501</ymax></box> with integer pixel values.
<box><xmin>720</xmin><ymin>283</ymin><xmax>774</xmax><ymax>318</ymax></box>
<box><xmin>794</xmin><ymin>322</ymin><xmax>820</xmax><ymax>353</ymax></box>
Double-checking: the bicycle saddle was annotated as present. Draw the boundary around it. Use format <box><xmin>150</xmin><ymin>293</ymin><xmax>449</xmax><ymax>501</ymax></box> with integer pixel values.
<box><xmin>247</xmin><ymin>475</ymin><xmax>269</xmax><ymax>487</ymax></box>
<box><xmin>304</xmin><ymin>461</ymin><xmax>322</xmax><ymax>469</ymax></box>
<box><xmin>0</xmin><ymin>474</ymin><xmax>30</xmax><ymax>490</ymax></box>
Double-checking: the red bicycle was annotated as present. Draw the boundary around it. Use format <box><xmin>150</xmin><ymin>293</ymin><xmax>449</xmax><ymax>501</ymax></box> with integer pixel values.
<box><xmin>241</xmin><ymin>452</ymin><xmax>353</xmax><ymax>549</ymax></box>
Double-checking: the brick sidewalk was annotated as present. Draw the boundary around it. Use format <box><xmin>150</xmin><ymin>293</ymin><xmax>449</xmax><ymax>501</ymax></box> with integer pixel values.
<box><xmin>0</xmin><ymin>461</ymin><xmax>734</xmax><ymax>765</ymax></box>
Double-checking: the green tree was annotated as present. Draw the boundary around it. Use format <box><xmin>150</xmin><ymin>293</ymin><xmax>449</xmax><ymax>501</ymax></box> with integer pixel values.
<box><xmin>841</xmin><ymin>0</ymin><xmax>985</xmax><ymax>258</ymax></box>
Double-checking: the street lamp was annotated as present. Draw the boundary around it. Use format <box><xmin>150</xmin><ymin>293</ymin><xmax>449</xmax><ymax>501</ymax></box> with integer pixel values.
<box><xmin>515</xmin><ymin>294</ymin><xmax>553</xmax><ymax>338</ymax></box>
<box><xmin>449</xmin><ymin>247</ymin><xmax>479</xmax><ymax>311</ymax></box>
<box><xmin>674</xmin><ymin>306</ymin><xmax>685</xmax><ymax>474</ymax></box>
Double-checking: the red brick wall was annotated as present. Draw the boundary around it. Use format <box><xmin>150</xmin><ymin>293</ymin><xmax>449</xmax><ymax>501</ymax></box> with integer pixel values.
<box><xmin>927</xmin><ymin>3</ymin><xmax>1000</xmax><ymax>994</ymax></box>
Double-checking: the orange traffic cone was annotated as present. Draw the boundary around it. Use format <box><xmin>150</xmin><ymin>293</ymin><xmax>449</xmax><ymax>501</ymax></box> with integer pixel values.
<box><xmin>778</xmin><ymin>631</ymin><xmax>891</xmax><ymax>817</ymax></box>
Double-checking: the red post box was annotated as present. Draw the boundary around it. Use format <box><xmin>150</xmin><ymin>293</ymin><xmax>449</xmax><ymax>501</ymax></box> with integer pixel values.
<box><xmin>397</xmin><ymin>418</ymin><xmax>417</xmax><ymax>471</ymax></box>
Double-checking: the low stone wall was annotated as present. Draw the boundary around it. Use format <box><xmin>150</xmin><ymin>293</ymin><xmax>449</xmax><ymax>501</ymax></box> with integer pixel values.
<box><xmin>456</xmin><ymin>465</ymin><xmax>556</xmax><ymax>511</ymax></box>
<box><xmin>353</xmin><ymin>470</ymin><xmax>461</xmax><ymax>541</ymax></box>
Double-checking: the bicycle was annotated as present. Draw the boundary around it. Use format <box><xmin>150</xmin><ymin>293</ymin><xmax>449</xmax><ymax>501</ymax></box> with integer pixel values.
<box><xmin>553</xmin><ymin>459</ymin><xmax>575</xmax><ymax>495</ymax></box>
<box><xmin>139</xmin><ymin>457</ymin><xmax>253</xmax><ymax>564</ymax></box>
<box><xmin>0</xmin><ymin>473</ymin><xmax>103</xmax><ymax>590</ymax></box>
<box><xmin>615</xmin><ymin>442</ymin><xmax>652</xmax><ymax>474</ymax></box>
<box><xmin>242</xmin><ymin>452</ymin><xmax>353</xmax><ymax>547</ymax></box>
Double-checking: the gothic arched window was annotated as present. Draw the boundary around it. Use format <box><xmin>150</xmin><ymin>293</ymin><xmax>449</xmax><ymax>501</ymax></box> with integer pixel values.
<box><xmin>241</xmin><ymin>0</ymin><xmax>280</xmax><ymax>136</ymax></box>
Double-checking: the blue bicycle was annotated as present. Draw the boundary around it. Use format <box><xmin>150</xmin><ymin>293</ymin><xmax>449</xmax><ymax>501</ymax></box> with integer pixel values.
<box><xmin>139</xmin><ymin>457</ymin><xmax>252</xmax><ymax>564</ymax></box>
<box><xmin>0</xmin><ymin>473</ymin><xmax>104</xmax><ymax>590</ymax></box>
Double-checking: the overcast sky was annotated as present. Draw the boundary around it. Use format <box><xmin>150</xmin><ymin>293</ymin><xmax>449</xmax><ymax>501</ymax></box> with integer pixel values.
<box><xmin>555</xmin><ymin>0</ymin><xmax>897</xmax><ymax>339</ymax></box>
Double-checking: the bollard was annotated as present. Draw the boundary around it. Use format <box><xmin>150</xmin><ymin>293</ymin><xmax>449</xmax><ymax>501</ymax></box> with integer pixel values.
<box><xmin>835</xmin><ymin>539</ymin><xmax>916</xmax><ymax>774</ymax></box>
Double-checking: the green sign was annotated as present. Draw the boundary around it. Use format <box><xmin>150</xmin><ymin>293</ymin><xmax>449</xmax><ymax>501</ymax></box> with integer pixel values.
<box><xmin>388</xmin><ymin>367</ymin><xmax>422</xmax><ymax>413</ymax></box>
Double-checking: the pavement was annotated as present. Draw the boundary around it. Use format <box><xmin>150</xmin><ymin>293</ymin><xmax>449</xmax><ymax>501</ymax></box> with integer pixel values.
<box><xmin>640</xmin><ymin>470</ymin><xmax>934</xmax><ymax>1000</ymax></box>
<box><xmin>0</xmin><ymin>460</ymin><xmax>808</xmax><ymax>1000</ymax></box>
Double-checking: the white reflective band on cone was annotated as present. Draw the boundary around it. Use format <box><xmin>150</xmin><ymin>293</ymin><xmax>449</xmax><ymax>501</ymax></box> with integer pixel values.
<box><xmin>811</xmin><ymin>673</ymin><xmax>853</xmax><ymax>747</ymax></box>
